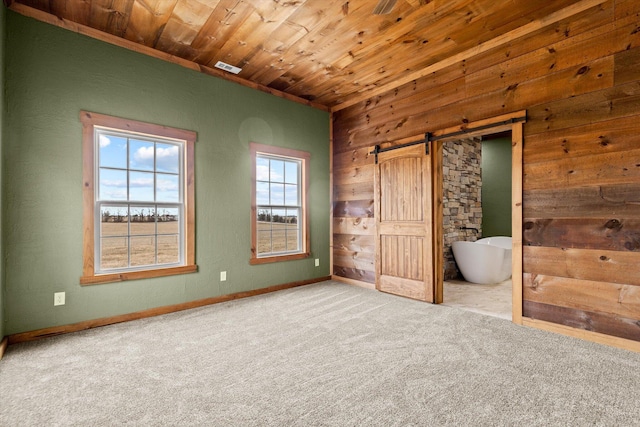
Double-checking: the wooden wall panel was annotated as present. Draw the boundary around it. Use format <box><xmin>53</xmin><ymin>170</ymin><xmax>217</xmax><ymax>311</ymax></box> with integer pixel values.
<box><xmin>523</xmin><ymin>273</ymin><xmax>640</xmax><ymax>319</ymax></box>
<box><xmin>524</xmin><ymin>146</ymin><xmax>640</xmax><ymax>190</ymax></box>
<box><xmin>524</xmin><ymin>218</ymin><xmax>640</xmax><ymax>251</ymax></box>
<box><xmin>333</xmin><ymin>182</ymin><xmax>375</xmax><ymax>202</ymax></box>
<box><xmin>523</xmin><ymin>246</ymin><xmax>640</xmax><ymax>286</ymax></box>
<box><xmin>333</xmin><ymin>234</ymin><xmax>375</xmax><ymax>253</ymax></box>
<box><xmin>333</xmin><ymin>200</ymin><xmax>374</xmax><ymax>218</ymax></box>
<box><xmin>332</xmin><ymin>0</ymin><xmax>640</xmax><ymax>343</ymax></box>
<box><xmin>523</xmin><ymin>301</ymin><xmax>640</xmax><ymax>342</ymax></box>
<box><xmin>524</xmin><ymin>184</ymin><xmax>640</xmax><ymax>218</ymax></box>
<box><xmin>523</xmin><ymin>115</ymin><xmax>640</xmax><ymax>164</ymax></box>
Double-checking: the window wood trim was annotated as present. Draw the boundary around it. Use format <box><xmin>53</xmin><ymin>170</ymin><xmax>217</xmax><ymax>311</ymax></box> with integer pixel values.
<box><xmin>80</xmin><ymin>111</ymin><xmax>197</xmax><ymax>285</ymax></box>
<box><xmin>249</xmin><ymin>142</ymin><xmax>311</xmax><ymax>265</ymax></box>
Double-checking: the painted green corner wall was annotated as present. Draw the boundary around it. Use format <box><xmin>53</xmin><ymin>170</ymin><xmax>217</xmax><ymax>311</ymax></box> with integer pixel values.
<box><xmin>481</xmin><ymin>137</ymin><xmax>512</xmax><ymax>237</ymax></box>
<box><xmin>3</xmin><ymin>11</ymin><xmax>330</xmax><ymax>335</ymax></box>
<box><xmin>0</xmin><ymin>4</ymin><xmax>6</xmax><ymax>340</ymax></box>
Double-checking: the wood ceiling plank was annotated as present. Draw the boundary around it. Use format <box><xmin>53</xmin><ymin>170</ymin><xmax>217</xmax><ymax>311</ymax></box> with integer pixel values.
<box><xmin>50</xmin><ymin>0</ymin><xmax>91</xmax><ymax>24</ymax></box>
<box><xmin>246</xmin><ymin>0</ymin><xmax>345</xmax><ymax>86</ymax></box>
<box><xmin>189</xmin><ymin>0</ymin><xmax>255</xmax><ymax>63</ymax></box>
<box><xmin>309</xmin><ymin>0</ymin><xmax>567</xmax><ymax>103</ymax></box>
<box><xmin>331</xmin><ymin>0</ymin><xmax>610</xmax><ymax>111</ymax></box>
<box><xmin>16</xmin><ymin>0</ymin><xmax>51</xmax><ymax>13</ymax></box>
<box><xmin>252</xmin><ymin>0</ymin><xmax>380</xmax><ymax>90</ymax></box>
<box><xmin>154</xmin><ymin>0</ymin><xmax>217</xmax><ymax>56</ymax></box>
<box><xmin>89</xmin><ymin>0</ymin><xmax>135</xmax><ymax>37</ymax></box>
<box><xmin>211</xmin><ymin>0</ymin><xmax>307</xmax><ymax>72</ymax></box>
<box><xmin>123</xmin><ymin>0</ymin><xmax>179</xmax><ymax>47</ymax></box>
<box><xmin>281</xmin><ymin>0</ymin><xmax>481</xmax><ymax>98</ymax></box>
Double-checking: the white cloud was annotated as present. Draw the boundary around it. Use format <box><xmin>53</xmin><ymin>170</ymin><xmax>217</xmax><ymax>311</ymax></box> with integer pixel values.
<box><xmin>256</xmin><ymin>164</ymin><xmax>270</xmax><ymax>181</ymax></box>
<box><xmin>99</xmin><ymin>135</ymin><xmax>111</xmax><ymax>148</ymax></box>
<box><xmin>157</xmin><ymin>178</ymin><xmax>178</xmax><ymax>192</ymax></box>
<box><xmin>132</xmin><ymin>145</ymin><xmax>179</xmax><ymax>172</ymax></box>
<box><xmin>102</xmin><ymin>189</ymin><xmax>127</xmax><ymax>199</ymax></box>
<box><xmin>129</xmin><ymin>177</ymin><xmax>154</xmax><ymax>188</ymax></box>
<box><xmin>102</xmin><ymin>179</ymin><xmax>127</xmax><ymax>188</ymax></box>
<box><xmin>132</xmin><ymin>146</ymin><xmax>154</xmax><ymax>169</ymax></box>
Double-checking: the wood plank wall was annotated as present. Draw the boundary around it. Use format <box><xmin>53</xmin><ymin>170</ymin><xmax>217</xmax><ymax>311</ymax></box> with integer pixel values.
<box><xmin>332</xmin><ymin>0</ymin><xmax>640</xmax><ymax>342</ymax></box>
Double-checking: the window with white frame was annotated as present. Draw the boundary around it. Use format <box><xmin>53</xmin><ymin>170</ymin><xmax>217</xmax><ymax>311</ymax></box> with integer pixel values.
<box><xmin>81</xmin><ymin>112</ymin><xmax>197</xmax><ymax>285</ymax></box>
<box><xmin>250</xmin><ymin>142</ymin><xmax>310</xmax><ymax>264</ymax></box>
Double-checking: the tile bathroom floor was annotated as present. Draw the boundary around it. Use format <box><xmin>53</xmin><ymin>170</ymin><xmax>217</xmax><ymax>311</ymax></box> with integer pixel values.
<box><xmin>442</xmin><ymin>279</ymin><xmax>512</xmax><ymax>321</ymax></box>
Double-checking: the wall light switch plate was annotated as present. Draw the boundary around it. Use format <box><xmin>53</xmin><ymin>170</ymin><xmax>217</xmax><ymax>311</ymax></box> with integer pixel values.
<box><xmin>54</xmin><ymin>292</ymin><xmax>65</xmax><ymax>306</ymax></box>
<box><xmin>220</xmin><ymin>271</ymin><xmax>227</xmax><ymax>281</ymax></box>
<box><xmin>315</xmin><ymin>259</ymin><xmax>320</xmax><ymax>267</ymax></box>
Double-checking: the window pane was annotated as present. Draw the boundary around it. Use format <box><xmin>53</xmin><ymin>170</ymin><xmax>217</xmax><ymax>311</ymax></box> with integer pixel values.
<box><xmin>257</xmin><ymin>208</ymin><xmax>271</xmax><ymax>223</ymax></box>
<box><xmin>272</xmin><ymin>208</ymin><xmax>286</xmax><ymax>224</ymax></box>
<box><xmin>271</xmin><ymin>208</ymin><xmax>287</xmax><ymax>252</ymax></box>
<box><xmin>99</xmin><ymin>168</ymin><xmax>127</xmax><ymax>201</ymax></box>
<box><xmin>131</xmin><ymin>235</ymin><xmax>156</xmax><ymax>266</ymax></box>
<box><xmin>286</xmin><ymin>225</ymin><xmax>299</xmax><ymax>251</ymax></box>
<box><xmin>286</xmin><ymin>208</ymin><xmax>300</xmax><ymax>251</ymax></box>
<box><xmin>156</xmin><ymin>143</ymin><xmax>180</xmax><ymax>173</ymax></box>
<box><xmin>270</xmin><ymin>159</ymin><xmax>284</xmax><ymax>183</ymax></box>
<box><xmin>129</xmin><ymin>139</ymin><xmax>155</xmax><ymax>171</ymax></box>
<box><xmin>101</xmin><ymin>237</ymin><xmax>128</xmax><ymax>269</ymax></box>
<box><xmin>256</xmin><ymin>156</ymin><xmax>269</xmax><ymax>181</ymax></box>
<box><xmin>158</xmin><ymin>235</ymin><xmax>179</xmax><ymax>264</ymax></box>
<box><xmin>257</xmin><ymin>230</ymin><xmax>272</xmax><ymax>255</ymax></box>
<box><xmin>284</xmin><ymin>161</ymin><xmax>298</xmax><ymax>184</ymax></box>
<box><xmin>156</xmin><ymin>174</ymin><xmax>179</xmax><ymax>202</ymax></box>
<box><xmin>256</xmin><ymin>182</ymin><xmax>270</xmax><ymax>205</ymax></box>
<box><xmin>101</xmin><ymin>206</ymin><xmax>128</xmax><ymax>237</ymax></box>
<box><xmin>270</xmin><ymin>183</ymin><xmax>284</xmax><ymax>205</ymax></box>
<box><xmin>130</xmin><ymin>206</ymin><xmax>156</xmax><ymax>235</ymax></box>
<box><xmin>271</xmin><ymin>226</ymin><xmax>286</xmax><ymax>252</ymax></box>
<box><xmin>284</xmin><ymin>184</ymin><xmax>298</xmax><ymax>206</ymax></box>
<box><xmin>129</xmin><ymin>171</ymin><xmax>155</xmax><ymax>201</ymax></box>
<box><xmin>157</xmin><ymin>208</ymin><xmax>180</xmax><ymax>235</ymax></box>
<box><xmin>99</xmin><ymin>134</ymin><xmax>127</xmax><ymax>169</ymax></box>
<box><xmin>257</xmin><ymin>214</ymin><xmax>272</xmax><ymax>255</ymax></box>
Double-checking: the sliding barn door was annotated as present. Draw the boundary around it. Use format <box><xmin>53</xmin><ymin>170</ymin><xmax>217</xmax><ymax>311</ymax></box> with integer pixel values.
<box><xmin>375</xmin><ymin>143</ymin><xmax>434</xmax><ymax>302</ymax></box>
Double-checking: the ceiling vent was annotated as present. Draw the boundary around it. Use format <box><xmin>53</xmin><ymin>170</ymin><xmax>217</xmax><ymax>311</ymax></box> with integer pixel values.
<box><xmin>214</xmin><ymin>61</ymin><xmax>242</xmax><ymax>75</ymax></box>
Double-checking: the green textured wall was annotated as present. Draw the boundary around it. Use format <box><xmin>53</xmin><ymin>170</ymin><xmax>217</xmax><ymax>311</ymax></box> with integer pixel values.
<box><xmin>3</xmin><ymin>12</ymin><xmax>330</xmax><ymax>335</ymax></box>
<box><xmin>0</xmin><ymin>4</ymin><xmax>6</xmax><ymax>340</ymax></box>
<box><xmin>481</xmin><ymin>137</ymin><xmax>512</xmax><ymax>237</ymax></box>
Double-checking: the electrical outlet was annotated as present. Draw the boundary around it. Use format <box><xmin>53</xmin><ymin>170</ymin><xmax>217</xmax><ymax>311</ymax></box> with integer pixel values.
<box><xmin>315</xmin><ymin>258</ymin><xmax>320</xmax><ymax>267</ymax></box>
<box><xmin>54</xmin><ymin>292</ymin><xmax>65</xmax><ymax>306</ymax></box>
<box><xmin>220</xmin><ymin>271</ymin><xmax>227</xmax><ymax>282</ymax></box>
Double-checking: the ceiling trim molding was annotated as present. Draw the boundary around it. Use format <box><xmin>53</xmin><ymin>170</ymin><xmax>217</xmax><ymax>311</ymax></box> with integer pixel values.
<box><xmin>6</xmin><ymin>2</ymin><xmax>330</xmax><ymax>112</ymax></box>
<box><xmin>330</xmin><ymin>0</ymin><xmax>609</xmax><ymax>113</ymax></box>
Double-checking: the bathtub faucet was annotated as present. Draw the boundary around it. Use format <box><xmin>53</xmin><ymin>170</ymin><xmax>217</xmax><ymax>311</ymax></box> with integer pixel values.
<box><xmin>459</xmin><ymin>226</ymin><xmax>479</xmax><ymax>233</ymax></box>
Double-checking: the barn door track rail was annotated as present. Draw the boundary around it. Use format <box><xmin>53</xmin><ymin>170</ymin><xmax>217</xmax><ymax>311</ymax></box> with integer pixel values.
<box><xmin>428</xmin><ymin>116</ymin><xmax>526</xmax><ymax>142</ymax></box>
<box><xmin>371</xmin><ymin>133</ymin><xmax>430</xmax><ymax>164</ymax></box>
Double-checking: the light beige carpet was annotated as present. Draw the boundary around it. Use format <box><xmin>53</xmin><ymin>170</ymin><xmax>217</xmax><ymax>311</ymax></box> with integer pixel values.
<box><xmin>1</xmin><ymin>281</ymin><xmax>639</xmax><ymax>426</ymax></box>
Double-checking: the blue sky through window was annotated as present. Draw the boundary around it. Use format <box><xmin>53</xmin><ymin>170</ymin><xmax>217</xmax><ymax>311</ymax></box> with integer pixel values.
<box><xmin>98</xmin><ymin>132</ymin><xmax>180</xmax><ymax>202</ymax></box>
<box><xmin>256</xmin><ymin>155</ymin><xmax>300</xmax><ymax>207</ymax></box>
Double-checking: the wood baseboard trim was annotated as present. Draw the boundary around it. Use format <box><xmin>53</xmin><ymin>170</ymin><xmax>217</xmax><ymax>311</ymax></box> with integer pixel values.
<box><xmin>331</xmin><ymin>275</ymin><xmax>376</xmax><ymax>290</ymax></box>
<box><xmin>7</xmin><ymin>276</ymin><xmax>331</xmax><ymax>345</ymax></box>
<box><xmin>522</xmin><ymin>317</ymin><xmax>640</xmax><ymax>353</ymax></box>
<box><xmin>0</xmin><ymin>337</ymin><xmax>8</xmax><ymax>360</ymax></box>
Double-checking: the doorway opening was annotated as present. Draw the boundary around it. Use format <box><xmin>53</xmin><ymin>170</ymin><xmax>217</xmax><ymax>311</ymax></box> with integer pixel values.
<box><xmin>431</xmin><ymin>112</ymin><xmax>525</xmax><ymax>324</ymax></box>
<box><xmin>440</xmin><ymin>131</ymin><xmax>512</xmax><ymax>320</ymax></box>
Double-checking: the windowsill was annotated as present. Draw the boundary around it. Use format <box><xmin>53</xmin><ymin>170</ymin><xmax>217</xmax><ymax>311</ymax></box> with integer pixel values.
<box><xmin>80</xmin><ymin>264</ymin><xmax>198</xmax><ymax>285</ymax></box>
<box><xmin>249</xmin><ymin>252</ymin><xmax>310</xmax><ymax>265</ymax></box>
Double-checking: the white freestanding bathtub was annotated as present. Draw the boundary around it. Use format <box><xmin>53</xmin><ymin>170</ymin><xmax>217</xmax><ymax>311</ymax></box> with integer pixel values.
<box><xmin>451</xmin><ymin>236</ymin><xmax>512</xmax><ymax>285</ymax></box>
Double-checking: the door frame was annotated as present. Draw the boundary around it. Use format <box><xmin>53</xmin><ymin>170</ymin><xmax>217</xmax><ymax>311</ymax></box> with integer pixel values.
<box><xmin>431</xmin><ymin>111</ymin><xmax>526</xmax><ymax>324</ymax></box>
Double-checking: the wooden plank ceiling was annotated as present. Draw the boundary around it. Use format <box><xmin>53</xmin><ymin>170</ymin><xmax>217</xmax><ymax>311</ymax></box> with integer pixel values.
<box><xmin>10</xmin><ymin>0</ymin><xmax>587</xmax><ymax>110</ymax></box>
